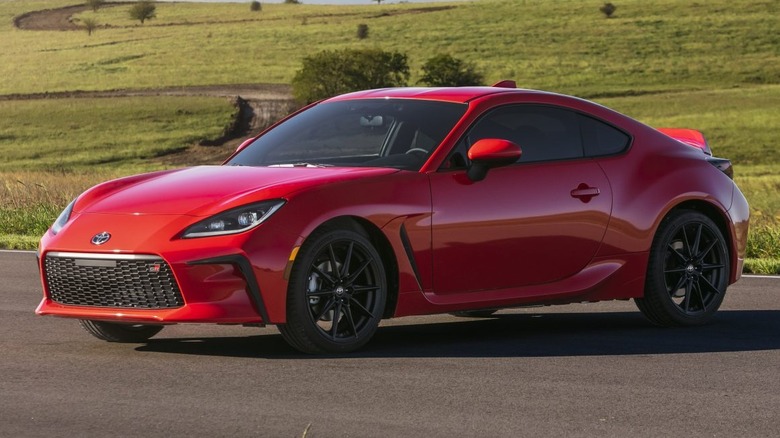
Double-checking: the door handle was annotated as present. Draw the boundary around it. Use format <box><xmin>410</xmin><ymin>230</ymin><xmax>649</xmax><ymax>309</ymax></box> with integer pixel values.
<box><xmin>570</xmin><ymin>183</ymin><xmax>600</xmax><ymax>203</ymax></box>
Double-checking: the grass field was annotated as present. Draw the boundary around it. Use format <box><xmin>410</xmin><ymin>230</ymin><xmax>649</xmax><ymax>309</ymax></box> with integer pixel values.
<box><xmin>1</xmin><ymin>0</ymin><xmax>777</xmax><ymax>96</ymax></box>
<box><xmin>0</xmin><ymin>96</ymin><xmax>236</xmax><ymax>172</ymax></box>
<box><xmin>0</xmin><ymin>0</ymin><xmax>778</xmax><ymax>272</ymax></box>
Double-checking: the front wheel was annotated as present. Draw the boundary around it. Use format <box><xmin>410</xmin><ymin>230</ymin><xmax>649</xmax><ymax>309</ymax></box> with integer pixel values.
<box><xmin>636</xmin><ymin>210</ymin><xmax>730</xmax><ymax>326</ymax></box>
<box><xmin>79</xmin><ymin>320</ymin><xmax>163</xmax><ymax>342</ymax></box>
<box><xmin>278</xmin><ymin>226</ymin><xmax>387</xmax><ymax>354</ymax></box>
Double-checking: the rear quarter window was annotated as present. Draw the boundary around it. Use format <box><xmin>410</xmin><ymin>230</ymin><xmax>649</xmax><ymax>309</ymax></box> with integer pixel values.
<box><xmin>579</xmin><ymin>114</ymin><xmax>631</xmax><ymax>157</ymax></box>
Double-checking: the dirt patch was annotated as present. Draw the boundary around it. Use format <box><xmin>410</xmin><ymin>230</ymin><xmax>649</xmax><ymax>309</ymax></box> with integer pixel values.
<box><xmin>14</xmin><ymin>3</ymin><xmax>458</xmax><ymax>32</ymax></box>
<box><xmin>14</xmin><ymin>4</ymin><xmax>118</xmax><ymax>31</ymax></box>
<box><xmin>369</xmin><ymin>5</ymin><xmax>456</xmax><ymax>18</ymax></box>
<box><xmin>0</xmin><ymin>83</ymin><xmax>292</xmax><ymax>102</ymax></box>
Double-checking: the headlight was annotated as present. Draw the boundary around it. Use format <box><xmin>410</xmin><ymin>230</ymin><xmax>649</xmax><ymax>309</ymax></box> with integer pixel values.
<box><xmin>51</xmin><ymin>199</ymin><xmax>76</xmax><ymax>235</ymax></box>
<box><xmin>181</xmin><ymin>200</ymin><xmax>285</xmax><ymax>238</ymax></box>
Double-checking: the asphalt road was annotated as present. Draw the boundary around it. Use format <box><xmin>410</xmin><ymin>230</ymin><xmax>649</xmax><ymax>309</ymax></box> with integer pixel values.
<box><xmin>2</xmin><ymin>250</ymin><xmax>779</xmax><ymax>437</ymax></box>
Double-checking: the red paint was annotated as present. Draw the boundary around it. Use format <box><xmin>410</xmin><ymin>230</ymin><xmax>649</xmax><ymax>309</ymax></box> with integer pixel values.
<box><xmin>36</xmin><ymin>85</ymin><xmax>749</xmax><ymax>331</ymax></box>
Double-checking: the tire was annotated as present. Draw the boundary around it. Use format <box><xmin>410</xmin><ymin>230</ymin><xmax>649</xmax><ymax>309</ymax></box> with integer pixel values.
<box><xmin>79</xmin><ymin>320</ymin><xmax>163</xmax><ymax>342</ymax></box>
<box><xmin>635</xmin><ymin>210</ymin><xmax>730</xmax><ymax>326</ymax></box>
<box><xmin>450</xmin><ymin>309</ymin><xmax>498</xmax><ymax>318</ymax></box>
<box><xmin>278</xmin><ymin>226</ymin><xmax>387</xmax><ymax>354</ymax></box>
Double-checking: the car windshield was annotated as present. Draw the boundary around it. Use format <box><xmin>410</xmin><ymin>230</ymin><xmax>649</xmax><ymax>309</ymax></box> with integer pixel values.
<box><xmin>227</xmin><ymin>99</ymin><xmax>467</xmax><ymax>171</ymax></box>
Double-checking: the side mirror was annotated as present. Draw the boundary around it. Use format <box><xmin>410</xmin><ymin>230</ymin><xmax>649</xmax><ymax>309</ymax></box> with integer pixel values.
<box><xmin>466</xmin><ymin>138</ymin><xmax>522</xmax><ymax>181</ymax></box>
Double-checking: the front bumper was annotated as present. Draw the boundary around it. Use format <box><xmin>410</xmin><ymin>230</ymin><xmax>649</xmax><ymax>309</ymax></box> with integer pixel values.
<box><xmin>35</xmin><ymin>211</ymin><xmax>300</xmax><ymax>325</ymax></box>
<box><xmin>37</xmin><ymin>251</ymin><xmax>266</xmax><ymax>324</ymax></box>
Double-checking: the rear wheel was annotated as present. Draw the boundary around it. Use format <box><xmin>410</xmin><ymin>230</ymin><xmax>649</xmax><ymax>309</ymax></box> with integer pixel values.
<box><xmin>278</xmin><ymin>226</ymin><xmax>387</xmax><ymax>354</ymax></box>
<box><xmin>636</xmin><ymin>210</ymin><xmax>729</xmax><ymax>326</ymax></box>
<box><xmin>79</xmin><ymin>320</ymin><xmax>163</xmax><ymax>342</ymax></box>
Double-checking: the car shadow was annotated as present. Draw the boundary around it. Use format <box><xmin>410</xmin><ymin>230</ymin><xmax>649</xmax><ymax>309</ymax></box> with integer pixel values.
<box><xmin>135</xmin><ymin>310</ymin><xmax>780</xmax><ymax>359</ymax></box>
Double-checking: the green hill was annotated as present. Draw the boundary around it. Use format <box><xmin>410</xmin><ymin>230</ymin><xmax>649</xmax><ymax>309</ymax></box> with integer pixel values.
<box><xmin>1</xmin><ymin>0</ymin><xmax>777</xmax><ymax>96</ymax></box>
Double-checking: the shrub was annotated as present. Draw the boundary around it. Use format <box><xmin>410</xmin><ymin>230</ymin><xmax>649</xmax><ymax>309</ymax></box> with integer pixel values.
<box><xmin>357</xmin><ymin>23</ymin><xmax>369</xmax><ymax>39</ymax></box>
<box><xmin>129</xmin><ymin>1</ymin><xmax>156</xmax><ymax>24</ymax></box>
<box><xmin>284</xmin><ymin>0</ymin><xmax>301</xmax><ymax>4</ymax></box>
<box><xmin>250</xmin><ymin>1</ymin><xmax>261</xmax><ymax>12</ymax></box>
<box><xmin>82</xmin><ymin>17</ymin><xmax>99</xmax><ymax>36</ymax></box>
<box><xmin>419</xmin><ymin>54</ymin><xmax>484</xmax><ymax>87</ymax></box>
<box><xmin>292</xmin><ymin>49</ymin><xmax>410</xmax><ymax>103</ymax></box>
<box><xmin>600</xmin><ymin>2</ymin><xmax>617</xmax><ymax>18</ymax></box>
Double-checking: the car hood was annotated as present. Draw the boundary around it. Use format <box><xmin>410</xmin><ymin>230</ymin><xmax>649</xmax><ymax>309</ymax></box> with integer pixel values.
<box><xmin>77</xmin><ymin>165</ymin><xmax>399</xmax><ymax>216</ymax></box>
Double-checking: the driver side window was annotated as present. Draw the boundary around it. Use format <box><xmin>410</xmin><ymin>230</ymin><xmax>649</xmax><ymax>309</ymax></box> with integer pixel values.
<box><xmin>445</xmin><ymin>104</ymin><xmax>585</xmax><ymax>169</ymax></box>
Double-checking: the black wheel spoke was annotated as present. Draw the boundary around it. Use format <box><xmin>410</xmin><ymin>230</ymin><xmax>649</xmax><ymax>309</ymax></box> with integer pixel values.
<box><xmin>668</xmin><ymin>244</ymin><xmax>688</xmax><ymax>264</ymax></box>
<box><xmin>349</xmin><ymin>297</ymin><xmax>375</xmax><ymax>319</ymax></box>
<box><xmin>344</xmin><ymin>304</ymin><xmax>358</xmax><ymax>339</ymax></box>
<box><xmin>346</xmin><ymin>259</ymin><xmax>372</xmax><ymax>284</ymax></box>
<box><xmin>692</xmin><ymin>223</ymin><xmax>703</xmax><ymax>258</ymax></box>
<box><xmin>681</xmin><ymin>226</ymin><xmax>692</xmax><ymax>258</ymax></box>
<box><xmin>669</xmin><ymin>273</ymin><xmax>687</xmax><ymax>296</ymax></box>
<box><xmin>698</xmin><ymin>275</ymin><xmax>722</xmax><ymax>297</ymax></box>
<box><xmin>696</xmin><ymin>239</ymin><xmax>718</xmax><ymax>262</ymax></box>
<box><xmin>312</xmin><ymin>266</ymin><xmax>336</xmax><ymax>286</ymax></box>
<box><xmin>313</xmin><ymin>298</ymin><xmax>336</xmax><ymax>322</ymax></box>
<box><xmin>352</xmin><ymin>285</ymin><xmax>380</xmax><ymax>294</ymax></box>
<box><xmin>307</xmin><ymin>288</ymin><xmax>336</xmax><ymax>297</ymax></box>
<box><xmin>330</xmin><ymin>301</ymin><xmax>343</xmax><ymax>339</ymax></box>
<box><xmin>683</xmin><ymin>280</ymin><xmax>693</xmax><ymax>313</ymax></box>
<box><xmin>341</xmin><ymin>242</ymin><xmax>353</xmax><ymax>279</ymax></box>
<box><xmin>328</xmin><ymin>244</ymin><xmax>341</xmax><ymax>281</ymax></box>
<box><xmin>664</xmin><ymin>267</ymin><xmax>688</xmax><ymax>274</ymax></box>
<box><xmin>692</xmin><ymin>280</ymin><xmax>706</xmax><ymax>311</ymax></box>
<box><xmin>700</xmin><ymin>262</ymin><xmax>725</xmax><ymax>273</ymax></box>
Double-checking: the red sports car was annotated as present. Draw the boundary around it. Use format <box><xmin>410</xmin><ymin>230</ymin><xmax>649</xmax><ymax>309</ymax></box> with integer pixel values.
<box><xmin>36</xmin><ymin>82</ymin><xmax>749</xmax><ymax>354</ymax></box>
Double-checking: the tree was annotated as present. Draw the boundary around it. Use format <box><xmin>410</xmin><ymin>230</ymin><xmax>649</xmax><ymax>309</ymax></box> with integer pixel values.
<box><xmin>284</xmin><ymin>0</ymin><xmax>301</xmax><ymax>4</ymax></box>
<box><xmin>600</xmin><ymin>2</ymin><xmax>617</xmax><ymax>18</ymax></box>
<box><xmin>292</xmin><ymin>49</ymin><xmax>410</xmax><ymax>104</ymax></box>
<box><xmin>82</xmin><ymin>17</ymin><xmax>98</xmax><ymax>36</ymax></box>
<box><xmin>129</xmin><ymin>1</ymin><xmax>156</xmax><ymax>24</ymax></box>
<box><xmin>250</xmin><ymin>1</ymin><xmax>261</xmax><ymax>11</ymax></box>
<box><xmin>419</xmin><ymin>54</ymin><xmax>484</xmax><ymax>87</ymax></box>
<box><xmin>86</xmin><ymin>0</ymin><xmax>106</xmax><ymax>12</ymax></box>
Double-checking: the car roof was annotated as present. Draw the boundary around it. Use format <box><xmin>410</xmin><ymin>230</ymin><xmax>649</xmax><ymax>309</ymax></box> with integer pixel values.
<box><xmin>326</xmin><ymin>84</ymin><xmax>553</xmax><ymax>104</ymax></box>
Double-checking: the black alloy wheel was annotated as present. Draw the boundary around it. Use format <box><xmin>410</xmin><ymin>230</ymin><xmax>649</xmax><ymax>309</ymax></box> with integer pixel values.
<box><xmin>278</xmin><ymin>226</ymin><xmax>386</xmax><ymax>354</ymax></box>
<box><xmin>636</xmin><ymin>210</ymin><xmax>730</xmax><ymax>326</ymax></box>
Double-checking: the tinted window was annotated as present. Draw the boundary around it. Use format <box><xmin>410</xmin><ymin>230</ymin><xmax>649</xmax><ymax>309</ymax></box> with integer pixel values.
<box><xmin>579</xmin><ymin>114</ymin><xmax>630</xmax><ymax>157</ymax></box>
<box><xmin>228</xmin><ymin>99</ymin><xmax>466</xmax><ymax>171</ymax></box>
<box><xmin>452</xmin><ymin>105</ymin><xmax>584</xmax><ymax>166</ymax></box>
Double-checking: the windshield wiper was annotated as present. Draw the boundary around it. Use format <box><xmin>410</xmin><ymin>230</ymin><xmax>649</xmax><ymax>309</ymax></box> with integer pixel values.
<box><xmin>267</xmin><ymin>163</ymin><xmax>333</xmax><ymax>168</ymax></box>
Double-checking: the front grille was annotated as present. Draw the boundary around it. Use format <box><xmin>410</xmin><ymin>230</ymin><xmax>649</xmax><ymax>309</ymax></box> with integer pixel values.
<box><xmin>45</xmin><ymin>253</ymin><xmax>184</xmax><ymax>309</ymax></box>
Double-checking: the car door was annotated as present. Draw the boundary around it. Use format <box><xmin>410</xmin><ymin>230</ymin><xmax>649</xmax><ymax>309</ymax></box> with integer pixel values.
<box><xmin>429</xmin><ymin>104</ymin><xmax>613</xmax><ymax>295</ymax></box>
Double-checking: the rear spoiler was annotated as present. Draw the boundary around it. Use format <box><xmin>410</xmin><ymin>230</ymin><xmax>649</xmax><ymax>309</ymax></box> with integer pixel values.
<box><xmin>659</xmin><ymin>128</ymin><xmax>734</xmax><ymax>178</ymax></box>
<box><xmin>657</xmin><ymin>128</ymin><xmax>712</xmax><ymax>155</ymax></box>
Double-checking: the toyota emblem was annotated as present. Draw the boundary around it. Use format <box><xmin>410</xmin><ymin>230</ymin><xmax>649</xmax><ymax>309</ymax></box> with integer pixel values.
<box><xmin>91</xmin><ymin>232</ymin><xmax>111</xmax><ymax>245</ymax></box>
